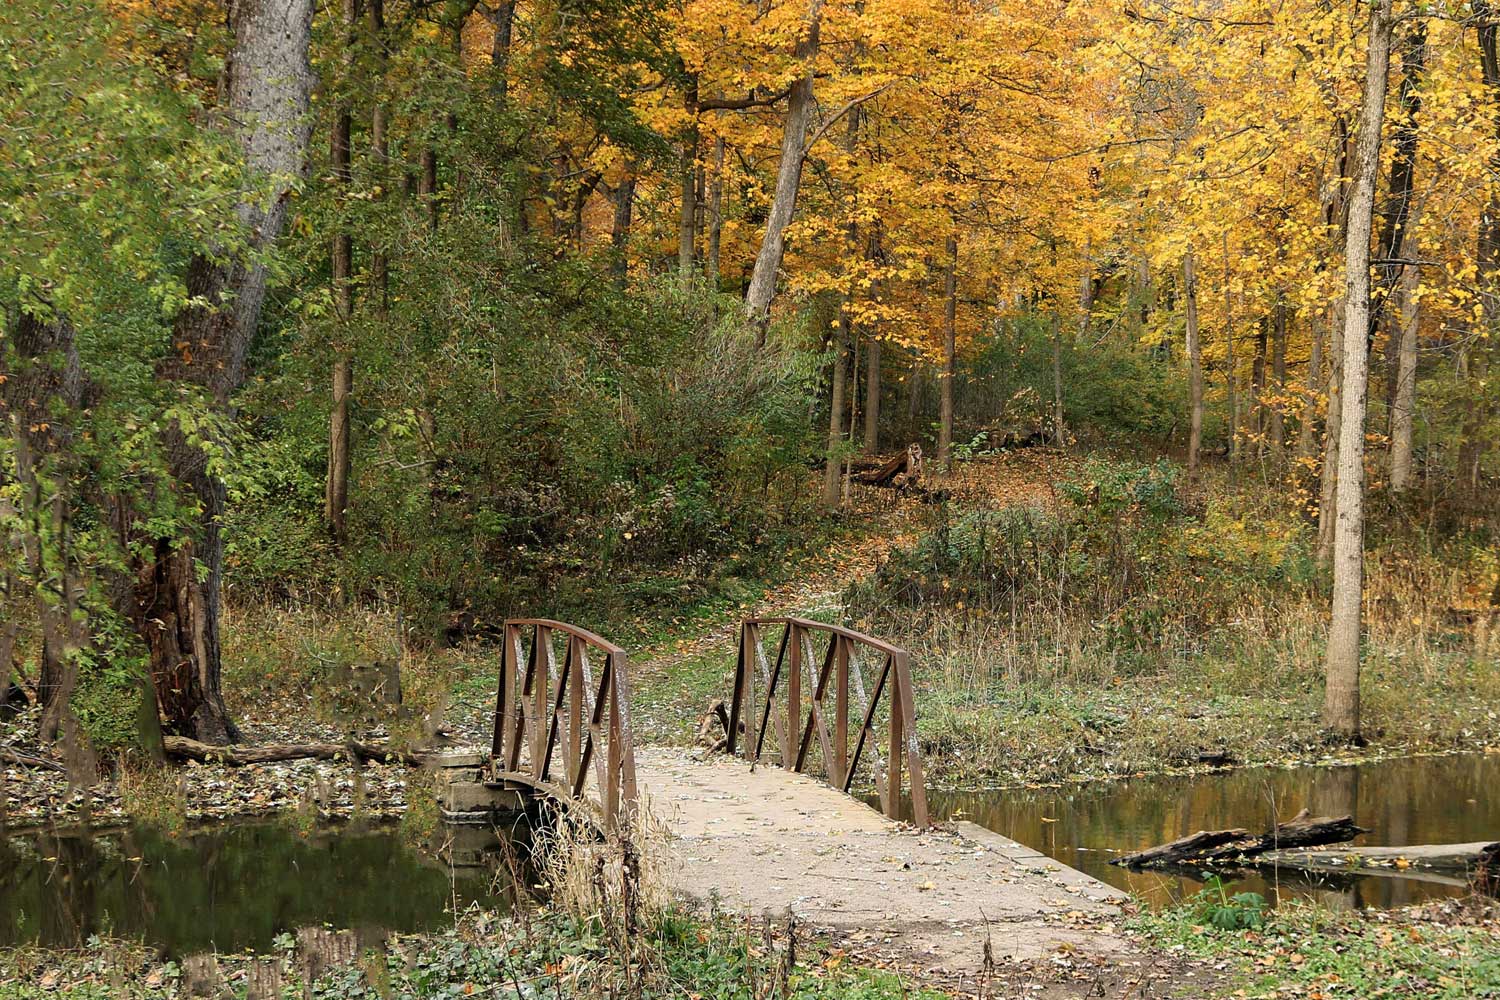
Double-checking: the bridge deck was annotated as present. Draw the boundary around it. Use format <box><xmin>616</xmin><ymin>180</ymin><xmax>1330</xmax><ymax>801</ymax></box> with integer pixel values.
<box><xmin>634</xmin><ymin>748</ymin><xmax>1129</xmax><ymax>974</ymax></box>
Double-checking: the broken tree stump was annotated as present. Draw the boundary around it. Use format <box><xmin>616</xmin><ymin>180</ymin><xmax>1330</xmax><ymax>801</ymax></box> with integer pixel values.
<box><xmin>1114</xmin><ymin>811</ymin><xmax>1368</xmax><ymax>869</ymax></box>
<box><xmin>853</xmin><ymin>444</ymin><xmax>923</xmax><ymax>488</ymax></box>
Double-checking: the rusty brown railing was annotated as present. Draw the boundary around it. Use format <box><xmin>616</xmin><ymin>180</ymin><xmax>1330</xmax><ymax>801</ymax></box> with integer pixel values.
<box><xmin>727</xmin><ymin>617</ymin><xmax>929</xmax><ymax>827</ymax></box>
<box><xmin>491</xmin><ymin>619</ymin><xmax>638</xmax><ymax>826</ymax></box>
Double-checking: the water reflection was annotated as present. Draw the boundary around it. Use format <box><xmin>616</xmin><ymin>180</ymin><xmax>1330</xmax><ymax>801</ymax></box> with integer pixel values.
<box><xmin>895</xmin><ymin>753</ymin><xmax>1499</xmax><ymax>909</ymax></box>
<box><xmin>0</xmin><ymin>820</ymin><xmax>523</xmax><ymax>955</ymax></box>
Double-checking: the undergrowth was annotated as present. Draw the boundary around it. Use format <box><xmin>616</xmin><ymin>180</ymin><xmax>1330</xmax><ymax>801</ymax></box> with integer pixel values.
<box><xmin>1132</xmin><ymin>897</ymin><xmax>1500</xmax><ymax>998</ymax></box>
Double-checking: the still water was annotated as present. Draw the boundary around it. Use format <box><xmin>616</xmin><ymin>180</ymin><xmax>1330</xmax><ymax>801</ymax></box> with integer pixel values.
<box><xmin>904</xmin><ymin>752</ymin><xmax>1498</xmax><ymax>909</ymax></box>
<box><xmin>0</xmin><ymin>820</ymin><xmax>521</xmax><ymax>955</ymax></box>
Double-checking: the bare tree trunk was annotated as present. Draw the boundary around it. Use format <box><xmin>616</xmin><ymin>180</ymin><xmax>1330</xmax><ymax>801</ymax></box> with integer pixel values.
<box><xmin>490</xmin><ymin>0</ymin><xmax>515</xmax><ymax>99</ymax></box>
<box><xmin>863</xmin><ymin>336</ymin><xmax>881</xmax><ymax>455</ymax></box>
<box><xmin>823</xmin><ymin>305</ymin><xmax>851</xmax><ymax>509</ymax></box>
<box><xmin>1463</xmin><ymin>0</ymin><xmax>1500</xmax><ymax>491</ymax></box>
<box><xmin>1184</xmin><ymin>252</ymin><xmax>1203</xmax><ymax>480</ymax></box>
<box><xmin>1051</xmin><ymin>316</ymin><xmax>1066</xmax><ymax>450</ymax></box>
<box><xmin>611</xmin><ymin>171</ymin><xmax>636</xmax><ymax>287</ymax></box>
<box><xmin>137</xmin><ymin>0</ymin><xmax>314</xmax><ymax>742</ymax></box>
<box><xmin>1389</xmin><ymin>262</ymin><xmax>1420</xmax><ymax>491</ymax></box>
<box><xmin>1252</xmin><ymin>317</ymin><xmax>1268</xmax><ymax>459</ymax></box>
<box><xmin>1375</xmin><ymin>23</ymin><xmax>1426</xmax><ymax>417</ymax></box>
<box><xmin>745</xmin><ymin>0</ymin><xmax>826</xmax><ymax>338</ymax></box>
<box><xmin>678</xmin><ymin>74</ymin><xmax>699</xmax><ymax>280</ymax></box>
<box><xmin>324</xmin><ymin>0</ymin><xmax>357</xmax><ymax>545</ymax></box>
<box><xmin>1271</xmin><ymin>298</ymin><xmax>1288</xmax><ymax>462</ymax></box>
<box><xmin>1298</xmin><ymin>315</ymin><xmax>1325</xmax><ymax>467</ymax></box>
<box><xmin>938</xmin><ymin>235</ymin><xmax>958</xmax><ymax>469</ymax></box>
<box><xmin>1317</xmin><ymin>297</ymin><xmax>1346</xmax><ymax>564</ymax></box>
<box><xmin>706</xmin><ymin>137</ymin><xmax>725</xmax><ymax>290</ymax></box>
<box><xmin>1221</xmin><ymin>232</ymin><xmax>1239</xmax><ymax>475</ymax></box>
<box><xmin>1326</xmin><ymin>0</ymin><xmax>1394</xmax><ymax>741</ymax></box>
<box><xmin>369</xmin><ymin>0</ymin><xmax>390</xmax><ymax>313</ymax></box>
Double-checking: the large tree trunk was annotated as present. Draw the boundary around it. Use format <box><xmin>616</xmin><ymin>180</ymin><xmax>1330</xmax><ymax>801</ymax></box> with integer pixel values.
<box><xmin>938</xmin><ymin>235</ymin><xmax>958</xmax><ymax>469</ymax></box>
<box><xmin>1184</xmin><ymin>252</ymin><xmax>1203</xmax><ymax>479</ymax></box>
<box><xmin>324</xmin><ymin>0</ymin><xmax>357</xmax><ymax>545</ymax></box>
<box><xmin>2</xmin><ymin>312</ymin><xmax>85</xmax><ymax>742</ymax></box>
<box><xmin>137</xmin><ymin>0</ymin><xmax>314</xmax><ymax>743</ymax></box>
<box><xmin>1326</xmin><ymin>0</ymin><xmax>1394</xmax><ymax>741</ymax></box>
<box><xmin>744</xmin><ymin>0</ymin><xmax>825</xmax><ymax>338</ymax></box>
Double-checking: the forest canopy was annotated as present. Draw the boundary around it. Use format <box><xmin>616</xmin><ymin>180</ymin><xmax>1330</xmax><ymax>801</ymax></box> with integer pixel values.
<box><xmin>2</xmin><ymin>0</ymin><xmax>1497</xmax><ymax>749</ymax></box>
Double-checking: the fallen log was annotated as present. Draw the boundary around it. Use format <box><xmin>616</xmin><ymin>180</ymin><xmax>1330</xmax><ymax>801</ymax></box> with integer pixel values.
<box><xmin>1257</xmin><ymin>841</ymin><xmax>1500</xmax><ymax>876</ymax></box>
<box><xmin>162</xmin><ymin>735</ymin><xmax>428</xmax><ymax>767</ymax></box>
<box><xmin>0</xmin><ymin>746</ymin><xmax>67</xmax><ymax>772</ymax></box>
<box><xmin>1114</xmin><ymin>810</ymin><xmax>1368</xmax><ymax>868</ymax></box>
<box><xmin>1111</xmin><ymin>829</ymin><xmax>1250</xmax><ymax>868</ymax></box>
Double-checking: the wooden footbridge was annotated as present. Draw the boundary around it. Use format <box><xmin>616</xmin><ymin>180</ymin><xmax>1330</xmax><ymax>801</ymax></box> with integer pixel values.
<box><xmin>456</xmin><ymin>617</ymin><xmax>1128</xmax><ymax>974</ymax></box>
<box><xmin>479</xmin><ymin>617</ymin><xmax>929</xmax><ymax>828</ymax></box>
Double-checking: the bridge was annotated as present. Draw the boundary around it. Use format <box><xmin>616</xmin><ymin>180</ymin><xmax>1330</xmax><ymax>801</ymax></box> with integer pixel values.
<box><xmin>465</xmin><ymin>617</ymin><xmax>1128</xmax><ymax>974</ymax></box>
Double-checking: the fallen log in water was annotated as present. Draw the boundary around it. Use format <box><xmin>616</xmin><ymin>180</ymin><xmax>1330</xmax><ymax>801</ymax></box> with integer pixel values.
<box><xmin>1258</xmin><ymin>841</ymin><xmax>1500</xmax><ymax>876</ymax></box>
<box><xmin>1113</xmin><ymin>810</ymin><xmax>1368</xmax><ymax>868</ymax></box>
<box><xmin>162</xmin><ymin>735</ymin><xmax>428</xmax><ymax>767</ymax></box>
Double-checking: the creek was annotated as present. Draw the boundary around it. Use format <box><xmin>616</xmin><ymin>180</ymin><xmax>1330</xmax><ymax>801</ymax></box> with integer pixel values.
<box><xmin>0</xmin><ymin>818</ymin><xmax>523</xmax><ymax>956</ymax></box>
<box><xmin>910</xmin><ymin>752</ymin><xmax>1498</xmax><ymax>909</ymax></box>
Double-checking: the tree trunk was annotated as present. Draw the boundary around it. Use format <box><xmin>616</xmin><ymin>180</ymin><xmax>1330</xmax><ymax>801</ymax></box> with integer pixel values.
<box><xmin>324</xmin><ymin>0</ymin><xmax>357</xmax><ymax>545</ymax></box>
<box><xmin>745</xmin><ymin>0</ymin><xmax>826</xmax><ymax>338</ymax></box>
<box><xmin>678</xmin><ymin>73</ymin><xmax>699</xmax><ymax>280</ymax></box>
<box><xmin>369</xmin><ymin>0</ymin><xmax>390</xmax><ymax>314</ymax></box>
<box><xmin>1271</xmin><ymin>298</ymin><xmax>1288</xmax><ymax>462</ymax></box>
<box><xmin>137</xmin><ymin>0</ymin><xmax>314</xmax><ymax>743</ymax></box>
<box><xmin>1184</xmin><ymin>252</ymin><xmax>1203</xmax><ymax>480</ymax></box>
<box><xmin>490</xmin><ymin>0</ymin><xmax>515</xmax><ymax>99</ymax></box>
<box><xmin>1326</xmin><ymin>0</ymin><xmax>1394</xmax><ymax>741</ymax></box>
<box><xmin>706</xmin><ymin>137</ymin><xmax>725</xmax><ymax>290</ymax></box>
<box><xmin>1298</xmin><ymin>318</ymin><xmax>1324</xmax><ymax>467</ymax></box>
<box><xmin>1252</xmin><ymin>316</ymin><xmax>1268</xmax><ymax>459</ymax></box>
<box><xmin>1464</xmin><ymin>1</ymin><xmax>1500</xmax><ymax>491</ymax></box>
<box><xmin>611</xmin><ymin>171</ymin><xmax>636</xmax><ymax>287</ymax></box>
<box><xmin>1317</xmin><ymin>297</ymin><xmax>1346</xmax><ymax>564</ymax></box>
<box><xmin>1389</xmin><ymin>262</ymin><xmax>1420</xmax><ymax>491</ymax></box>
<box><xmin>863</xmin><ymin>336</ymin><xmax>881</xmax><ymax>455</ymax></box>
<box><xmin>1375</xmin><ymin>23</ymin><xmax>1426</xmax><ymax>418</ymax></box>
<box><xmin>2</xmin><ymin>312</ymin><xmax>85</xmax><ymax>742</ymax></box>
<box><xmin>1224</xmin><ymin>235</ymin><xmax>1236</xmax><ymax>473</ymax></box>
<box><xmin>938</xmin><ymin>235</ymin><xmax>958</xmax><ymax>469</ymax></box>
<box><xmin>823</xmin><ymin>304</ymin><xmax>851</xmax><ymax>509</ymax></box>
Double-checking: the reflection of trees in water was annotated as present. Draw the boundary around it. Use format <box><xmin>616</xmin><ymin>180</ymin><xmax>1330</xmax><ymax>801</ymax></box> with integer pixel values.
<box><xmin>1</xmin><ymin>822</ymin><xmax>515</xmax><ymax>954</ymax></box>
<box><xmin>921</xmin><ymin>754</ymin><xmax>1498</xmax><ymax>910</ymax></box>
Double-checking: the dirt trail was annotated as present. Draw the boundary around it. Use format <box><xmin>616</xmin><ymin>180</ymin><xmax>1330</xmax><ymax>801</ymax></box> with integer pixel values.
<box><xmin>633</xmin><ymin>450</ymin><xmax>1069</xmax><ymax>681</ymax></box>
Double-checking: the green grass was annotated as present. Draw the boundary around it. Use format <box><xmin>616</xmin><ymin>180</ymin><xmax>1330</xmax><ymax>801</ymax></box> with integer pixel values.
<box><xmin>0</xmin><ymin>908</ymin><xmax>946</xmax><ymax>1000</ymax></box>
<box><xmin>1132</xmin><ymin>898</ymin><xmax>1500</xmax><ymax>998</ymax></box>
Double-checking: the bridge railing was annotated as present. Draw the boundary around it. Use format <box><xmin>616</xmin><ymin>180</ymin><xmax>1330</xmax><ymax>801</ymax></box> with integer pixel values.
<box><xmin>727</xmin><ymin>617</ymin><xmax>929</xmax><ymax>827</ymax></box>
<box><xmin>491</xmin><ymin>619</ymin><xmax>638</xmax><ymax>826</ymax></box>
